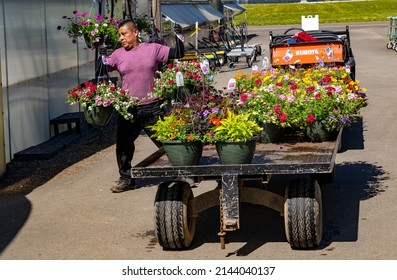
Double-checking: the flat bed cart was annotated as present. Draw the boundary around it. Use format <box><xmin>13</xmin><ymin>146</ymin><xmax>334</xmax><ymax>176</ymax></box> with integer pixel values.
<box><xmin>225</xmin><ymin>24</ymin><xmax>261</xmax><ymax>68</ymax></box>
<box><xmin>131</xmin><ymin>130</ymin><xmax>342</xmax><ymax>250</ymax></box>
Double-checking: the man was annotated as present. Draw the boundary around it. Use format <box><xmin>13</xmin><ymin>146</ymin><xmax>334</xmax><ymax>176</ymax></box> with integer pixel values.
<box><xmin>104</xmin><ymin>19</ymin><xmax>184</xmax><ymax>193</ymax></box>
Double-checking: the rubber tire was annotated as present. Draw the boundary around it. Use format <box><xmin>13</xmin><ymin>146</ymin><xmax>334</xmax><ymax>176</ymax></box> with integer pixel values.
<box><xmin>255</xmin><ymin>45</ymin><xmax>262</xmax><ymax>56</ymax></box>
<box><xmin>229</xmin><ymin>56</ymin><xmax>239</xmax><ymax>63</ymax></box>
<box><xmin>284</xmin><ymin>178</ymin><xmax>322</xmax><ymax>249</ymax></box>
<box><xmin>247</xmin><ymin>54</ymin><xmax>256</xmax><ymax>67</ymax></box>
<box><xmin>386</xmin><ymin>42</ymin><xmax>393</xmax><ymax>49</ymax></box>
<box><xmin>155</xmin><ymin>181</ymin><xmax>196</xmax><ymax>249</ymax></box>
<box><xmin>218</xmin><ymin>54</ymin><xmax>227</xmax><ymax>66</ymax></box>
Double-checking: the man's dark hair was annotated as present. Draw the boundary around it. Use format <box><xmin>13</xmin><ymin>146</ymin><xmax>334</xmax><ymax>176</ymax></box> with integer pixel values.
<box><xmin>118</xmin><ymin>19</ymin><xmax>137</xmax><ymax>30</ymax></box>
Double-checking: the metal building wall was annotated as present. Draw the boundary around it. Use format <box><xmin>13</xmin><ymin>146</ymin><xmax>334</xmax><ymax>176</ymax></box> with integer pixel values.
<box><xmin>0</xmin><ymin>0</ymin><xmax>129</xmax><ymax>163</ymax></box>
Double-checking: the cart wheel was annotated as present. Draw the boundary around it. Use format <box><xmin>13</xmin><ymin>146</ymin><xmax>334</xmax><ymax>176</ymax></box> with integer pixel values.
<box><xmin>255</xmin><ymin>45</ymin><xmax>262</xmax><ymax>56</ymax></box>
<box><xmin>209</xmin><ymin>60</ymin><xmax>218</xmax><ymax>71</ymax></box>
<box><xmin>247</xmin><ymin>54</ymin><xmax>256</xmax><ymax>67</ymax></box>
<box><xmin>229</xmin><ymin>56</ymin><xmax>239</xmax><ymax>63</ymax></box>
<box><xmin>218</xmin><ymin>54</ymin><xmax>227</xmax><ymax>66</ymax></box>
<box><xmin>154</xmin><ymin>180</ymin><xmax>196</xmax><ymax>249</ymax></box>
<box><xmin>386</xmin><ymin>41</ymin><xmax>393</xmax><ymax>49</ymax></box>
<box><xmin>284</xmin><ymin>178</ymin><xmax>322</xmax><ymax>249</ymax></box>
<box><xmin>228</xmin><ymin>62</ymin><xmax>235</xmax><ymax>69</ymax></box>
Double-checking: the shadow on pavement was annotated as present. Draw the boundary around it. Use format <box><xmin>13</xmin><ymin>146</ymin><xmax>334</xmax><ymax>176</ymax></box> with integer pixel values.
<box><xmin>181</xmin><ymin>120</ymin><xmax>387</xmax><ymax>255</ymax></box>
<box><xmin>0</xmin><ymin>194</ymin><xmax>32</xmax><ymax>255</ymax></box>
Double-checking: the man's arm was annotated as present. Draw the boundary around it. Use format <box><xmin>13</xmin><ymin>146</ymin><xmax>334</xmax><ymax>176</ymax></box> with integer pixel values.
<box><xmin>168</xmin><ymin>24</ymin><xmax>185</xmax><ymax>59</ymax></box>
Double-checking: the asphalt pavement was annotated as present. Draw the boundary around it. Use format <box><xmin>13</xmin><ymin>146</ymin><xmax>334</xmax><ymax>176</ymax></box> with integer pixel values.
<box><xmin>1</xmin><ymin>22</ymin><xmax>397</xmax><ymax>260</ymax></box>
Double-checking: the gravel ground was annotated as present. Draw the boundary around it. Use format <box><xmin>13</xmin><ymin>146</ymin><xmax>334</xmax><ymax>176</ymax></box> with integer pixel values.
<box><xmin>0</xmin><ymin>117</ymin><xmax>118</xmax><ymax>197</ymax></box>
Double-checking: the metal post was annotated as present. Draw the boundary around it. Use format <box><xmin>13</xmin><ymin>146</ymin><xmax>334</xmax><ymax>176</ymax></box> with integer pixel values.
<box><xmin>0</xmin><ymin>57</ymin><xmax>6</xmax><ymax>178</ymax></box>
<box><xmin>220</xmin><ymin>174</ymin><xmax>240</xmax><ymax>231</ymax></box>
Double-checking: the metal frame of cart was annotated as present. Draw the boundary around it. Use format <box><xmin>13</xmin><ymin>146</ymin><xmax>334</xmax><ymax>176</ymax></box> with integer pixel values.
<box><xmin>131</xmin><ymin>129</ymin><xmax>342</xmax><ymax>250</ymax></box>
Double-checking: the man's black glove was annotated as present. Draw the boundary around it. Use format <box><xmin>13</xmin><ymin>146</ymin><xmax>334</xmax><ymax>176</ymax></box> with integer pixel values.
<box><xmin>173</xmin><ymin>24</ymin><xmax>182</xmax><ymax>35</ymax></box>
<box><xmin>99</xmin><ymin>46</ymin><xmax>108</xmax><ymax>56</ymax></box>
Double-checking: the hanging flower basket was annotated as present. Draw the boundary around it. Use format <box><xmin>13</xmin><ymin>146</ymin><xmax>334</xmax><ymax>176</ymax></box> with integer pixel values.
<box><xmin>83</xmin><ymin>105</ymin><xmax>114</xmax><ymax>126</ymax></box>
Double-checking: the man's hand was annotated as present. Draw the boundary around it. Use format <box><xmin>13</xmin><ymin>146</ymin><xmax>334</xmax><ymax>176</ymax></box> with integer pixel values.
<box><xmin>173</xmin><ymin>24</ymin><xmax>182</xmax><ymax>35</ymax></box>
<box><xmin>99</xmin><ymin>45</ymin><xmax>108</xmax><ymax>56</ymax></box>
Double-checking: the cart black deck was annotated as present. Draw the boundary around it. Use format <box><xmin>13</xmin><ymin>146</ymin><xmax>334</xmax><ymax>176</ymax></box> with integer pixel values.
<box><xmin>131</xmin><ymin>129</ymin><xmax>342</xmax><ymax>180</ymax></box>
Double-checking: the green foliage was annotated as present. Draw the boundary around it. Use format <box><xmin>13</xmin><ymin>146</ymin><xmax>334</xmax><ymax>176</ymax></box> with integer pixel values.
<box><xmin>212</xmin><ymin>109</ymin><xmax>261</xmax><ymax>142</ymax></box>
<box><xmin>148</xmin><ymin>109</ymin><xmax>202</xmax><ymax>142</ymax></box>
<box><xmin>235</xmin><ymin>0</ymin><xmax>397</xmax><ymax>26</ymax></box>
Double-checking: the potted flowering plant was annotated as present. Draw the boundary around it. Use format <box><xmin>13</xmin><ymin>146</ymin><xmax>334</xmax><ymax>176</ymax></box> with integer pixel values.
<box><xmin>151</xmin><ymin>60</ymin><xmax>217</xmax><ymax>104</ymax></box>
<box><xmin>234</xmin><ymin>66</ymin><xmax>367</xmax><ymax>141</ymax></box>
<box><xmin>66</xmin><ymin>79</ymin><xmax>139</xmax><ymax>125</ymax></box>
<box><xmin>148</xmin><ymin>85</ymin><xmax>245</xmax><ymax>165</ymax></box>
<box><xmin>210</xmin><ymin>109</ymin><xmax>261</xmax><ymax>164</ymax></box>
<box><xmin>210</xmin><ymin>109</ymin><xmax>261</xmax><ymax>143</ymax></box>
<box><xmin>59</xmin><ymin>10</ymin><xmax>120</xmax><ymax>49</ymax></box>
<box><xmin>148</xmin><ymin>108</ymin><xmax>205</xmax><ymax>166</ymax></box>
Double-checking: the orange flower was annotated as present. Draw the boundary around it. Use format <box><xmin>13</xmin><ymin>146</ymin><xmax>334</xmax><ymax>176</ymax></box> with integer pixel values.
<box><xmin>210</xmin><ymin>117</ymin><xmax>222</xmax><ymax>126</ymax></box>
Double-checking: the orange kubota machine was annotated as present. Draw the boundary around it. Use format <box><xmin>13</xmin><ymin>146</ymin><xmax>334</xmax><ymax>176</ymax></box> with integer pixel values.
<box><xmin>269</xmin><ymin>26</ymin><xmax>356</xmax><ymax>80</ymax></box>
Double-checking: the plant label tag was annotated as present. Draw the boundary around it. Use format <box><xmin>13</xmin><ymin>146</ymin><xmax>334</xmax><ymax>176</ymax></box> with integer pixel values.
<box><xmin>315</xmin><ymin>55</ymin><xmax>325</xmax><ymax>67</ymax></box>
<box><xmin>261</xmin><ymin>56</ymin><xmax>269</xmax><ymax>70</ymax></box>
<box><xmin>200</xmin><ymin>60</ymin><xmax>210</xmax><ymax>75</ymax></box>
<box><xmin>228</xmin><ymin>78</ymin><xmax>236</xmax><ymax>90</ymax></box>
<box><xmin>325</xmin><ymin>44</ymin><xmax>334</xmax><ymax>60</ymax></box>
<box><xmin>283</xmin><ymin>49</ymin><xmax>293</xmax><ymax>62</ymax></box>
<box><xmin>176</xmin><ymin>71</ymin><xmax>184</xmax><ymax>87</ymax></box>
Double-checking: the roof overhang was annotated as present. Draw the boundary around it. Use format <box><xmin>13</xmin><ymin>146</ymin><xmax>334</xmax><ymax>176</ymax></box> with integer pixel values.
<box><xmin>195</xmin><ymin>4</ymin><xmax>225</xmax><ymax>22</ymax></box>
<box><xmin>223</xmin><ymin>2</ymin><xmax>246</xmax><ymax>15</ymax></box>
<box><xmin>161</xmin><ymin>3</ymin><xmax>225</xmax><ymax>29</ymax></box>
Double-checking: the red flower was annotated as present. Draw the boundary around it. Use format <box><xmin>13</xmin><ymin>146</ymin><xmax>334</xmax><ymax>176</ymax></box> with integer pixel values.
<box><xmin>306</xmin><ymin>86</ymin><xmax>315</xmax><ymax>93</ymax></box>
<box><xmin>255</xmin><ymin>79</ymin><xmax>262</xmax><ymax>86</ymax></box>
<box><xmin>279</xmin><ymin>111</ymin><xmax>287</xmax><ymax>122</ymax></box>
<box><xmin>120</xmin><ymin>89</ymin><xmax>126</xmax><ymax>95</ymax></box>
<box><xmin>240</xmin><ymin>93</ymin><xmax>248</xmax><ymax>101</ymax></box>
<box><xmin>314</xmin><ymin>93</ymin><xmax>322</xmax><ymax>99</ymax></box>
<box><xmin>167</xmin><ymin>63</ymin><xmax>173</xmax><ymax>69</ymax></box>
<box><xmin>275</xmin><ymin>82</ymin><xmax>283</xmax><ymax>87</ymax></box>
<box><xmin>322</xmin><ymin>76</ymin><xmax>331</xmax><ymax>83</ymax></box>
<box><xmin>174</xmin><ymin>67</ymin><xmax>179</xmax><ymax>73</ymax></box>
<box><xmin>168</xmin><ymin>79</ymin><xmax>175</xmax><ymax>85</ymax></box>
<box><xmin>72</xmin><ymin>92</ymin><xmax>79</xmax><ymax>98</ymax></box>
<box><xmin>274</xmin><ymin>104</ymin><xmax>281</xmax><ymax>113</ymax></box>
<box><xmin>325</xmin><ymin>86</ymin><xmax>335</xmax><ymax>95</ymax></box>
<box><xmin>306</xmin><ymin>114</ymin><xmax>316</xmax><ymax>123</ymax></box>
<box><xmin>110</xmin><ymin>86</ymin><xmax>116</xmax><ymax>92</ymax></box>
<box><xmin>289</xmin><ymin>83</ymin><xmax>298</xmax><ymax>91</ymax></box>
